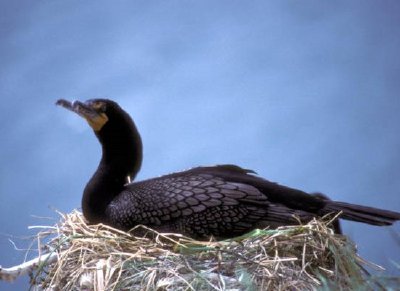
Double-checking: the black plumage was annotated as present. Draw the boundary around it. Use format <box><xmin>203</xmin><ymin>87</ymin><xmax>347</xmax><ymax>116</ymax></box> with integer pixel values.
<box><xmin>56</xmin><ymin>98</ymin><xmax>400</xmax><ymax>239</ymax></box>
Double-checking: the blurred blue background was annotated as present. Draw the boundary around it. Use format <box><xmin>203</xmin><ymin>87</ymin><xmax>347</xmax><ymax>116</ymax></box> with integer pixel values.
<box><xmin>1</xmin><ymin>1</ymin><xmax>400</xmax><ymax>289</ymax></box>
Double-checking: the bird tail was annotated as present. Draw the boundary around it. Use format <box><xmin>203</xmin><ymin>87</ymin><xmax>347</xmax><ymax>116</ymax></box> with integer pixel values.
<box><xmin>323</xmin><ymin>201</ymin><xmax>400</xmax><ymax>226</ymax></box>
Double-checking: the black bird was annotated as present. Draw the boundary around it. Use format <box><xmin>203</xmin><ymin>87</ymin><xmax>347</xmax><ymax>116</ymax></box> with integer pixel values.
<box><xmin>56</xmin><ymin>98</ymin><xmax>400</xmax><ymax>239</ymax></box>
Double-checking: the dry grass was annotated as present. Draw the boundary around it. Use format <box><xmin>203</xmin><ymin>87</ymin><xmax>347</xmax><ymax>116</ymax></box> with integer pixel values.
<box><xmin>27</xmin><ymin>210</ymin><xmax>398</xmax><ymax>290</ymax></box>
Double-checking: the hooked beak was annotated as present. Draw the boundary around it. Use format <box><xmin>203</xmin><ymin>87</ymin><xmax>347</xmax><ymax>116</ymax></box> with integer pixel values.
<box><xmin>56</xmin><ymin>99</ymin><xmax>109</xmax><ymax>131</ymax></box>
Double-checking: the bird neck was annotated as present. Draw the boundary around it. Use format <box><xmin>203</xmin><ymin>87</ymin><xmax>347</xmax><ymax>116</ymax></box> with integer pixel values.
<box><xmin>82</xmin><ymin>119</ymin><xmax>143</xmax><ymax>224</ymax></box>
<box><xmin>82</xmin><ymin>164</ymin><xmax>125</xmax><ymax>224</ymax></box>
<box><xmin>97</xmin><ymin>120</ymin><xmax>143</xmax><ymax>180</ymax></box>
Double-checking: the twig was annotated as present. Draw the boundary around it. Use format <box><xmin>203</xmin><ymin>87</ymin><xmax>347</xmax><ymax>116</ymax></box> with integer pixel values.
<box><xmin>0</xmin><ymin>252</ymin><xmax>58</xmax><ymax>282</ymax></box>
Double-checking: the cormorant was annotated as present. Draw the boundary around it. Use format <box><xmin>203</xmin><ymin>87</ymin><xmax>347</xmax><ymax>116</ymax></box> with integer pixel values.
<box><xmin>56</xmin><ymin>98</ymin><xmax>400</xmax><ymax>239</ymax></box>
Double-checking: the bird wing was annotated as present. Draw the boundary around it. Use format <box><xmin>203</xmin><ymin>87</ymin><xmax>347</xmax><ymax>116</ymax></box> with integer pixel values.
<box><xmin>106</xmin><ymin>170</ymin><xmax>269</xmax><ymax>225</ymax></box>
<box><xmin>106</xmin><ymin>165</ymin><xmax>320</xmax><ymax>236</ymax></box>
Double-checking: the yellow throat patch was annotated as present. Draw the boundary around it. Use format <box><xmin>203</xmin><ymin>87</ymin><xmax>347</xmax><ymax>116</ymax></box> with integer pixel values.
<box><xmin>86</xmin><ymin>113</ymin><xmax>109</xmax><ymax>131</ymax></box>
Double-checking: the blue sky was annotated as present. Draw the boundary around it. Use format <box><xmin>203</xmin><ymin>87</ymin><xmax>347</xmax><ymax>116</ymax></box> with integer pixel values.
<box><xmin>1</xmin><ymin>1</ymin><xmax>400</xmax><ymax>288</ymax></box>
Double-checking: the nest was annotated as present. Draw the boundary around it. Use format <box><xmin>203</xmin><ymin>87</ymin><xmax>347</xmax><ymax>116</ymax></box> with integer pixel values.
<box><xmin>26</xmin><ymin>210</ymin><xmax>397</xmax><ymax>290</ymax></box>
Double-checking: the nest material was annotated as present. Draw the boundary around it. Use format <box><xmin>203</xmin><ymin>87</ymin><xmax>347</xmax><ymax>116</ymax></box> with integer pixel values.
<box><xmin>28</xmin><ymin>210</ymin><xmax>394</xmax><ymax>290</ymax></box>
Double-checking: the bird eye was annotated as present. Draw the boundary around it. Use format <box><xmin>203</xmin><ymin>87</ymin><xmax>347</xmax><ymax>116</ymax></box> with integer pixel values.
<box><xmin>91</xmin><ymin>101</ymin><xmax>106</xmax><ymax>112</ymax></box>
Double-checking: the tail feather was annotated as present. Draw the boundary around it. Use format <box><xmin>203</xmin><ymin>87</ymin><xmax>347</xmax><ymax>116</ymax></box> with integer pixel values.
<box><xmin>324</xmin><ymin>201</ymin><xmax>400</xmax><ymax>226</ymax></box>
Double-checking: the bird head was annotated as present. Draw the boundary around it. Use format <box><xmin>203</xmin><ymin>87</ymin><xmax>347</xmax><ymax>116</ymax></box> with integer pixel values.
<box><xmin>56</xmin><ymin>98</ymin><xmax>143</xmax><ymax>179</ymax></box>
<box><xmin>55</xmin><ymin>99</ymin><xmax>114</xmax><ymax>131</ymax></box>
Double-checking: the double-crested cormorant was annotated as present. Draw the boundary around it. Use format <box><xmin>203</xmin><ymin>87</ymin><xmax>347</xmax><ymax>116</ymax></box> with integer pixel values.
<box><xmin>56</xmin><ymin>98</ymin><xmax>400</xmax><ymax>239</ymax></box>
